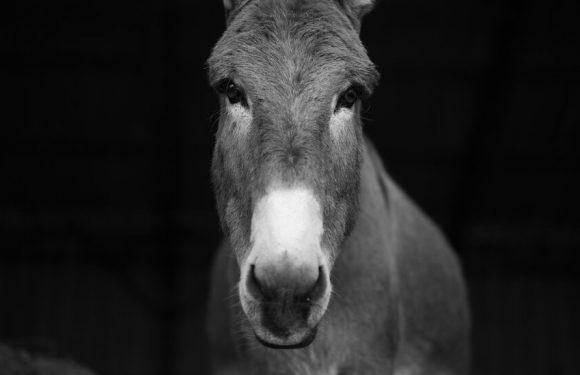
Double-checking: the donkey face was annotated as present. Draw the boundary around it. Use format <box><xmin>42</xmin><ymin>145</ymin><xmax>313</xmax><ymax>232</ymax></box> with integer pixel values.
<box><xmin>208</xmin><ymin>0</ymin><xmax>378</xmax><ymax>348</ymax></box>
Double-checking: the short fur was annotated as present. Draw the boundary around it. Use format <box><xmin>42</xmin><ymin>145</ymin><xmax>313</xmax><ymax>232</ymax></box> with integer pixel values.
<box><xmin>208</xmin><ymin>0</ymin><xmax>380</xmax><ymax>263</ymax></box>
<box><xmin>207</xmin><ymin>0</ymin><xmax>470</xmax><ymax>374</ymax></box>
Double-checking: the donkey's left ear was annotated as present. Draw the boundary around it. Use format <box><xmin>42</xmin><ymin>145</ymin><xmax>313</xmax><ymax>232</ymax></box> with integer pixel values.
<box><xmin>222</xmin><ymin>0</ymin><xmax>239</xmax><ymax>21</ymax></box>
<box><xmin>222</xmin><ymin>0</ymin><xmax>250</xmax><ymax>22</ymax></box>
<box><xmin>222</xmin><ymin>0</ymin><xmax>237</xmax><ymax>11</ymax></box>
<box><xmin>338</xmin><ymin>0</ymin><xmax>376</xmax><ymax>29</ymax></box>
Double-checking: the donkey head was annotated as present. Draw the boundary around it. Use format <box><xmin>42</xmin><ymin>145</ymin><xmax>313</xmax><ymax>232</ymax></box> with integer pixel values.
<box><xmin>208</xmin><ymin>0</ymin><xmax>379</xmax><ymax>348</ymax></box>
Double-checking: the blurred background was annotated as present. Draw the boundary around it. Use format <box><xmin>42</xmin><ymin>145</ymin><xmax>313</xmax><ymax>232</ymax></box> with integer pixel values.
<box><xmin>1</xmin><ymin>0</ymin><xmax>578</xmax><ymax>374</ymax></box>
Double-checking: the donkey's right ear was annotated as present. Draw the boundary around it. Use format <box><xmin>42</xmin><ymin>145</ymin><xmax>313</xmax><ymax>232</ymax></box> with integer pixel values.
<box><xmin>343</xmin><ymin>0</ymin><xmax>376</xmax><ymax>18</ymax></box>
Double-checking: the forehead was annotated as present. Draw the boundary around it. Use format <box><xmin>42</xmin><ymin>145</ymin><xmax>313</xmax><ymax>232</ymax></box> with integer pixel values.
<box><xmin>208</xmin><ymin>0</ymin><xmax>378</xmax><ymax>98</ymax></box>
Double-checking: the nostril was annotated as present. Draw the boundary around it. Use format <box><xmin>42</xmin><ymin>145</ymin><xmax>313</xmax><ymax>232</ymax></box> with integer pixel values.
<box><xmin>246</xmin><ymin>264</ymin><xmax>327</xmax><ymax>303</ymax></box>
<box><xmin>301</xmin><ymin>266</ymin><xmax>326</xmax><ymax>303</ymax></box>
<box><xmin>246</xmin><ymin>265</ymin><xmax>263</xmax><ymax>300</ymax></box>
<box><xmin>246</xmin><ymin>264</ymin><xmax>276</xmax><ymax>301</ymax></box>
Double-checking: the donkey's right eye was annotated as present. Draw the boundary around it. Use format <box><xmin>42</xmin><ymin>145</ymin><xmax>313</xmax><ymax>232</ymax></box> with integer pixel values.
<box><xmin>219</xmin><ymin>80</ymin><xmax>245</xmax><ymax>105</ymax></box>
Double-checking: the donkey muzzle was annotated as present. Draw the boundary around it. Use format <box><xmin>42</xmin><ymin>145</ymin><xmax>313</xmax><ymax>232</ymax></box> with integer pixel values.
<box><xmin>243</xmin><ymin>258</ymin><xmax>329</xmax><ymax>348</ymax></box>
<box><xmin>241</xmin><ymin>187</ymin><xmax>330</xmax><ymax>347</ymax></box>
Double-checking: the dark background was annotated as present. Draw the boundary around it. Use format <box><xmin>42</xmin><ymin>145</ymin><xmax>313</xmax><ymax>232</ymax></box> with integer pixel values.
<box><xmin>1</xmin><ymin>0</ymin><xmax>579</xmax><ymax>374</ymax></box>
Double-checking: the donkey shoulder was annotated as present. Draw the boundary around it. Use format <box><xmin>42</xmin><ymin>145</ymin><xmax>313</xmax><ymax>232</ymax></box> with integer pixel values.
<box><xmin>388</xmin><ymin>180</ymin><xmax>470</xmax><ymax>372</ymax></box>
<box><xmin>365</xmin><ymin>139</ymin><xmax>470</xmax><ymax>373</ymax></box>
<box><xmin>207</xmin><ymin>241</ymin><xmax>245</xmax><ymax>374</ymax></box>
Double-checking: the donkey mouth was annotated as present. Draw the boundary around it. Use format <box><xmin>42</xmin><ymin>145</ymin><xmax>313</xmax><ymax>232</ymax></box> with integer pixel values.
<box><xmin>251</xmin><ymin>298</ymin><xmax>319</xmax><ymax>349</ymax></box>
<box><xmin>254</xmin><ymin>326</ymin><xmax>318</xmax><ymax>349</ymax></box>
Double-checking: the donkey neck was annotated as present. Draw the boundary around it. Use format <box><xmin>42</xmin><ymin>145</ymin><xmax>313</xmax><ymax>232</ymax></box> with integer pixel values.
<box><xmin>330</xmin><ymin>136</ymin><xmax>401</xmax><ymax>315</ymax></box>
<box><xmin>304</xmin><ymin>137</ymin><xmax>402</xmax><ymax>365</ymax></box>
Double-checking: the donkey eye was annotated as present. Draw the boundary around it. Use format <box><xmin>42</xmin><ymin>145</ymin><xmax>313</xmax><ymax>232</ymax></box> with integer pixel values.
<box><xmin>220</xmin><ymin>80</ymin><xmax>245</xmax><ymax>105</ymax></box>
<box><xmin>336</xmin><ymin>86</ymin><xmax>359</xmax><ymax>111</ymax></box>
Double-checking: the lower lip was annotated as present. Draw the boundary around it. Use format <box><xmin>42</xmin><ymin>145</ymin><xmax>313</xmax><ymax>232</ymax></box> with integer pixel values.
<box><xmin>255</xmin><ymin>328</ymin><xmax>317</xmax><ymax>349</ymax></box>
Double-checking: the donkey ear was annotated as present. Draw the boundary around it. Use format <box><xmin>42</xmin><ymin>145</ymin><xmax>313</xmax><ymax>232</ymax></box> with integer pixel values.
<box><xmin>222</xmin><ymin>0</ymin><xmax>237</xmax><ymax>12</ymax></box>
<box><xmin>222</xmin><ymin>0</ymin><xmax>249</xmax><ymax>22</ymax></box>
<box><xmin>340</xmin><ymin>0</ymin><xmax>376</xmax><ymax>23</ymax></box>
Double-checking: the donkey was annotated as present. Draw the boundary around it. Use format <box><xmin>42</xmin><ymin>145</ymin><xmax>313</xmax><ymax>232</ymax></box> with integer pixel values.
<box><xmin>206</xmin><ymin>0</ymin><xmax>470</xmax><ymax>374</ymax></box>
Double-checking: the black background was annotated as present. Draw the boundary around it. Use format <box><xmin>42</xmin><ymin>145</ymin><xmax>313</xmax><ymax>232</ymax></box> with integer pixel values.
<box><xmin>1</xmin><ymin>0</ymin><xmax>579</xmax><ymax>374</ymax></box>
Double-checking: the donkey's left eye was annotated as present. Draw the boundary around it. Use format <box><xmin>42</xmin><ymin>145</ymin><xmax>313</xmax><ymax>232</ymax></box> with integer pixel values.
<box><xmin>336</xmin><ymin>86</ymin><xmax>359</xmax><ymax>111</ymax></box>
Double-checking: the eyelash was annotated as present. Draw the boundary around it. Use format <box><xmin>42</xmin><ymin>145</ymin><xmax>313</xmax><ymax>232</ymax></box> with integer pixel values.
<box><xmin>335</xmin><ymin>86</ymin><xmax>360</xmax><ymax>111</ymax></box>
<box><xmin>218</xmin><ymin>80</ymin><xmax>247</xmax><ymax>107</ymax></box>
<box><xmin>215</xmin><ymin>80</ymin><xmax>367</xmax><ymax>111</ymax></box>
